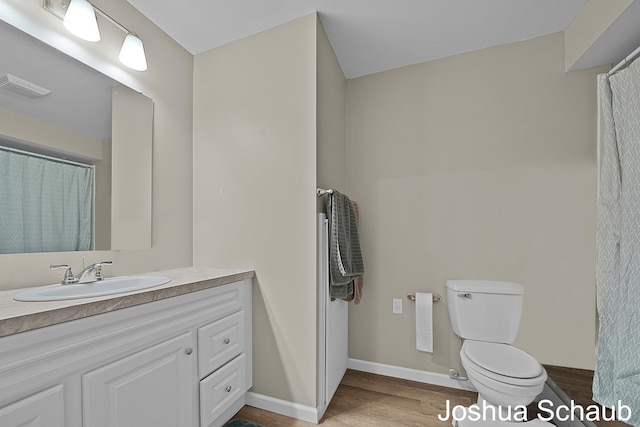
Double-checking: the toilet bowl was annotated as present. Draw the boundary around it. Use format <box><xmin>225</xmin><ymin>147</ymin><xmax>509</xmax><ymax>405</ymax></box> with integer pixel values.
<box><xmin>445</xmin><ymin>280</ymin><xmax>553</xmax><ymax>426</ymax></box>
<box><xmin>460</xmin><ymin>340</ymin><xmax>547</xmax><ymax>407</ymax></box>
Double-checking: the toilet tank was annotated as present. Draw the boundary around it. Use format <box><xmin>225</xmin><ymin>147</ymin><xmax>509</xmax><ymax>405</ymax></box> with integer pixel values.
<box><xmin>446</xmin><ymin>280</ymin><xmax>524</xmax><ymax>344</ymax></box>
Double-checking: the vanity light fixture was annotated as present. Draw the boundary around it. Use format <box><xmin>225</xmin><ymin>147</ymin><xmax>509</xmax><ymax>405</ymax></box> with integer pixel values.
<box><xmin>63</xmin><ymin>0</ymin><xmax>100</xmax><ymax>42</ymax></box>
<box><xmin>45</xmin><ymin>0</ymin><xmax>148</xmax><ymax>71</ymax></box>
<box><xmin>118</xmin><ymin>33</ymin><xmax>147</xmax><ymax>71</ymax></box>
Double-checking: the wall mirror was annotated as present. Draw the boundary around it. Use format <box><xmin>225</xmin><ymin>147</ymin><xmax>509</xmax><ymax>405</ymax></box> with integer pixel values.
<box><xmin>0</xmin><ymin>18</ymin><xmax>153</xmax><ymax>254</ymax></box>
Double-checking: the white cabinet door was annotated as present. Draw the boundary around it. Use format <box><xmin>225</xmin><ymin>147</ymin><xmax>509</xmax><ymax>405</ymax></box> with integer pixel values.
<box><xmin>0</xmin><ymin>385</ymin><xmax>65</xmax><ymax>427</ymax></box>
<box><xmin>83</xmin><ymin>332</ymin><xmax>196</xmax><ymax>427</ymax></box>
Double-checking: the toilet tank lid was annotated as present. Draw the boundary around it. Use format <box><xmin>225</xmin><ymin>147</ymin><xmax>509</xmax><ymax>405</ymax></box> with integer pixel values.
<box><xmin>445</xmin><ymin>280</ymin><xmax>524</xmax><ymax>295</ymax></box>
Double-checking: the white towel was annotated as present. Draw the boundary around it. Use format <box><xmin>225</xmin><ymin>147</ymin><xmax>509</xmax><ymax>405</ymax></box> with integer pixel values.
<box><xmin>416</xmin><ymin>292</ymin><xmax>433</xmax><ymax>353</ymax></box>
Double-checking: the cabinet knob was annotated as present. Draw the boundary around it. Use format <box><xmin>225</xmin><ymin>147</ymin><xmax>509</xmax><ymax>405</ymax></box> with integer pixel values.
<box><xmin>223</xmin><ymin>338</ymin><xmax>231</xmax><ymax>345</ymax></box>
<box><xmin>185</xmin><ymin>347</ymin><xmax>193</xmax><ymax>355</ymax></box>
<box><xmin>225</xmin><ymin>385</ymin><xmax>232</xmax><ymax>392</ymax></box>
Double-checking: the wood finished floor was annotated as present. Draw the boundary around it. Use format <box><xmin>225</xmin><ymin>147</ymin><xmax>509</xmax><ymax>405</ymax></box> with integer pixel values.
<box><xmin>544</xmin><ymin>365</ymin><xmax>631</xmax><ymax>427</ymax></box>
<box><xmin>232</xmin><ymin>367</ymin><xmax>632</xmax><ymax>427</ymax></box>
<box><xmin>232</xmin><ymin>369</ymin><xmax>476</xmax><ymax>426</ymax></box>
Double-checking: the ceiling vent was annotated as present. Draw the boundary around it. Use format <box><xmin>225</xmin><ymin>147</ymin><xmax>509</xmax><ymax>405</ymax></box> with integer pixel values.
<box><xmin>0</xmin><ymin>74</ymin><xmax>51</xmax><ymax>98</ymax></box>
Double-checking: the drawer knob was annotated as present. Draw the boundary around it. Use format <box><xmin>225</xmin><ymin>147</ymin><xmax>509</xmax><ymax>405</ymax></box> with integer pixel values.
<box><xmin>225</xmin><ymin>385</ymin><xmax>232</xmax><ymax>392</ymax></box>
<box><xmin>185</xmin><ymin>347</ymin><xmax>193</xmax><ymax>355</ymax></box>
<box><xmin>223</xmin><ymin>338</ymin><xmax>231</xmax><ymax>345</ymax></box>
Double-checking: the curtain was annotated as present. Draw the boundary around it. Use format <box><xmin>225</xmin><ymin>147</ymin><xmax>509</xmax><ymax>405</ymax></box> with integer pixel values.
<box><xmin>0</xmin><ymin>148</ymin><xmax>94</xmax><ymax>254</ymax></box>
<box><xmin>595</xmin><ymin>60</ymin><xmax>640</xmax><ymax>425</ymax></box>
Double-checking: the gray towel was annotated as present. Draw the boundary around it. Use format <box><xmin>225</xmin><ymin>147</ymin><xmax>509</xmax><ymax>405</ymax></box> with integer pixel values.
<box><xmin>328</xmin><ymin>191</ymin><xmax>364</xmax><ymax>299</ymax></box>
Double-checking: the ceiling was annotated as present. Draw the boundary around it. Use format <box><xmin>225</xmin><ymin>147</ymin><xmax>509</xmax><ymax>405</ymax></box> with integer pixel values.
<box><xmin>0</xmin><ymin>19</ymin><xmax>114</xmax><ymax>142</ymax></box>
<box><xmin>127</xmin><ymin>0</ymin><xmax>588</xmax><ymax>78</ymax></box>
<box><xmin>4</xmin><ymin>0</ymin><xmax>636</xmax><ymax>145</ymax></box>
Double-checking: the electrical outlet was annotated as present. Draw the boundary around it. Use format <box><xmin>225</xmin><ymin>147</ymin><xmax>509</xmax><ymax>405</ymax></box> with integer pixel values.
<box><xmin>393</xmin><ymin>298</ymin><xmax>402</xmax><ymax>314</ymax></box>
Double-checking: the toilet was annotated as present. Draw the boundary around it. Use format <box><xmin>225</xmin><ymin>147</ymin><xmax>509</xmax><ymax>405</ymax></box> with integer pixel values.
<box><xmin>445</xmin><ymin>280</ymin><xmax>552</xmax><ymax>426</ymax></box>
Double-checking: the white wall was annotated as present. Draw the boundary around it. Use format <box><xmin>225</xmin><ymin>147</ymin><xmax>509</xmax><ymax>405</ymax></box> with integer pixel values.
<box><xmin>346</xmin><ymin>32</ymin><xmax>607</xmax><ymax>371</ymax></box>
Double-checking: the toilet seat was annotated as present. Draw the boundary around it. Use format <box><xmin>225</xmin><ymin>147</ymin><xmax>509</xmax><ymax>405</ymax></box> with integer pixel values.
<box><xmin>461</xmin><ymin>341</ymin><xmax>546</xmax><ymax>387</ymax></box>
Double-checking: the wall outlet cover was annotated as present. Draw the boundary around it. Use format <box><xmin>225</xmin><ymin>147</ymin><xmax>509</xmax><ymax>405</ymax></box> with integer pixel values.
<box><xmin>393</xmin><ymin>298</ymin><xmax>402</xmax><ymax>314</ymax></box>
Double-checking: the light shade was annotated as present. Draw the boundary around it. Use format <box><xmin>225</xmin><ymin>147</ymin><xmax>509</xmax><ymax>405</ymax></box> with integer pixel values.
<box><xmin>63</xmin><ymin>0</ymin><xmax>100</xmax><ymax>42</ymax></box>
<box><xmin>119</xmin><ymin>33</ymin><xmax>148</xmax><ymax>71</ymax></box>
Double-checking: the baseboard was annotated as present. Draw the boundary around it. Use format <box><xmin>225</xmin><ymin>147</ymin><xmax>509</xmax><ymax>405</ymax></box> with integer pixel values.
<box><xmin>245</xmin><ymin>361</ymin><xmax>474</xmax><ymax>425</ymax></box>
<box><xmin>347</xmin><ymin>358</ymin><xmax>476</xmax><ymax>392</ymax></box>
<box><xmin>246</xmin><ymin>363</ymin><xmax>603</xmax><ymax>426</ymax></box>
<box><xmin>246</xmin><ymin>392</ymin><xmax>320</xmax><ymax>424</ymax></box>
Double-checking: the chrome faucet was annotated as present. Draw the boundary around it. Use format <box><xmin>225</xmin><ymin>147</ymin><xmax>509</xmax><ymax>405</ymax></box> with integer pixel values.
<box><xmin>78</xmin><ymin>261</ymin><xmax>113</xmax><ymax>283</ymax></box>
<box><xmin>50</xmin><ymin>264</ymin><xmax>78</xmax><ymax>285</ymax></box>
<box><xmin>50</xmin><ymin>261</ymin><xmax>113</xmax><ymax>285</ymax></box>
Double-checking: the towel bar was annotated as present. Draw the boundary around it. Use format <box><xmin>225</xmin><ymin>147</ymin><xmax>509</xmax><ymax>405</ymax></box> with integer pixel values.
<box><xmin>317</xmin><ymin>187</ymin><xmax>334</xmax><ymax>197</ymax></box>
<box><xmin>407</xmin><ymin>293</ymin><xmax>441</xmax><ymax>303</ymax></box>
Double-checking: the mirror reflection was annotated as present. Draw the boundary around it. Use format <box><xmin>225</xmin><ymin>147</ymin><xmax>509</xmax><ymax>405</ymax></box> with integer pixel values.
<box><xmin>0</xmin><ymin>18</ymin><xmax>153</xmax><ymax>254</ymax></box>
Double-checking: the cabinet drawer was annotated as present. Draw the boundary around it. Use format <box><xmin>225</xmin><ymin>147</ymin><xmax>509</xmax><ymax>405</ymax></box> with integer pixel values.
<box><xmin>198</xmin><ymin>311</ymin><xmax>244</xmax><ymax>378</ymax></box>
<box><xmin>200</xmin><ymin>354</ymin><xmax>246</xmax><ymax>427</ymax></box>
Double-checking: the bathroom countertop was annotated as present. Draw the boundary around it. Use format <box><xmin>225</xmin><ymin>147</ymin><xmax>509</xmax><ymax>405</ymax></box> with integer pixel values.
<box><xmin>0</xmin><ymin>267</ymin><xmax>255</xmax><ymax>338</ymax></box>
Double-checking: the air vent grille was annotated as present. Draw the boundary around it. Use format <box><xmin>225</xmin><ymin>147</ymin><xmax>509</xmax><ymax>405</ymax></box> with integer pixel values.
<box><xmin>0</xmin><ymin>74</ymin><xmax>51</xmax><ymax>98</ymax></box>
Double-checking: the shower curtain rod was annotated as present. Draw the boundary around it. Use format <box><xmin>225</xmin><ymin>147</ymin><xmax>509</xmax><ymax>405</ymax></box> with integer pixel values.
<box><xmin>607</xmin><ymin>45</ymin><xmax>640</xmax><ymax>77</ymax></box>
<box><xmin>0</xmin><ymin>144</ymin><xmax>93</xmax><ymax>169</ymax></box>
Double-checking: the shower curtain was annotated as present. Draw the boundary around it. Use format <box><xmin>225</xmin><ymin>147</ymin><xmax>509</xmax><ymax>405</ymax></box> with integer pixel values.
<box><xmin>595</xmin><ymin>60</ymin><xmax>640</xmax><ymax>425</ymax></box>
<box><xmin>0</xmin><ymin>148</ymin><xmax>94</xmax><ymax>254</ymax></box>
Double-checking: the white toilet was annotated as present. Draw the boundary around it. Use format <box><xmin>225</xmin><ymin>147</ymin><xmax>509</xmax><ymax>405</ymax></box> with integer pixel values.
<box><xmin>446</xmin><ymin>280</ymin><xmax>552</xmax><ymax>426</ymax></box>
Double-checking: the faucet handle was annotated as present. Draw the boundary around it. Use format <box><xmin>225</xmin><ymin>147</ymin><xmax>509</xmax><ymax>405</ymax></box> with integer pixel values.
<box><xmin>50</xmin><ymin>264</ymin><xmax>78</xmax><ymax>285</ymax></box>
<box><xmin>94</xmin><ymin>261</ymin><xmax>113</xmax><ymax>281</ymax></box>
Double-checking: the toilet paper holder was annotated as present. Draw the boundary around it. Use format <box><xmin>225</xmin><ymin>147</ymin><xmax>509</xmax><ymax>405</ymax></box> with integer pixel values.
<box><xmin>407</xmin><ymin>293</ymin><xmax>441</xmax><ymax>303</ymax></box>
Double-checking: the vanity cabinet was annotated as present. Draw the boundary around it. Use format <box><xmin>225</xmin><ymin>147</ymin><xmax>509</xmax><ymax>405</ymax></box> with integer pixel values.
<box><xmin>83</xmin><ymin>332</ymin><xmax>196</xmax><ymax>427</ymax></box>
<box><xmin>0</xmin><ymin>385</ymin><xmax>66</xmax><ymax>427</ymax></box>
<box><xmin>201</xmin><ymin>354</ymin><xmax>246</xmax><ymax>426</ymax></box>
<box><xmin>198</xmin><ymin>309</ymin><xmax>247</xmax><ymax>425</ymax></box>
<box><xmin>0</xmin><ymin>278</ymin><xmax>252</xmax><ymax>427</ymax></box>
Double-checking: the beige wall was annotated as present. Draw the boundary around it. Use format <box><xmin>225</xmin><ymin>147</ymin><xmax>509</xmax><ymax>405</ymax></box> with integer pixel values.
<box><xmin>193</xmin><ymin>14</ymin><xmax>318</xmax><ymax>407</ymax></box>
<box><xmin>111</xmin><ymin>85</ymin><xmax>153</xmax><ymax>250</ymax></box>
<box><xmin>94</xmin><ymin>139</ymin><xmax>112</xmax><ymax>251</ymax></box>
<box><xmin>565</xmin><ymin>0</ymin><xmax>633</xmax><ymax>71</ymax></box>
<box><xmin>346</xmin><ymin>32</ymin><xmax>607</xmax><ymax>371</ymax></box>
<box><xmin>316</xmin><ymin>15</ymin><xmax>346</xmax><ymax>408</ymax></box>
<box><xmin>0</xmin><ymin>0</ymin><xmax>193</xmax><ymax>290</ymax></box>
<box><xmin>317</xmin><ymin>18</ymin><xmax>347</xmax><ymax>195</ymax></box>
<box><xmin>193</xmin><ymin>13</ymin><xmax>346</xmax><ymax>409</ymax></box>
<box><xmin>0</xmin><ymin>107</ymin><xmax>104</xmax><ymax>160</ymax></box>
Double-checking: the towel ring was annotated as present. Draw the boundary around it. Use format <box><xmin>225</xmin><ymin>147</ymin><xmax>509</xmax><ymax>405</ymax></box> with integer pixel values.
<box><xmin>407</xmin><ymin>293</ymin><xmax>441</xmax><ymax>303</ymax></box>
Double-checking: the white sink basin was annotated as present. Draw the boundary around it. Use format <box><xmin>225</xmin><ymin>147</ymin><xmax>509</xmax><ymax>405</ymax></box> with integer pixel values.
<box><xmin>14</xmin><ymin>276</ymin><xmax>172</xmax><ymax>302</ymax></box>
